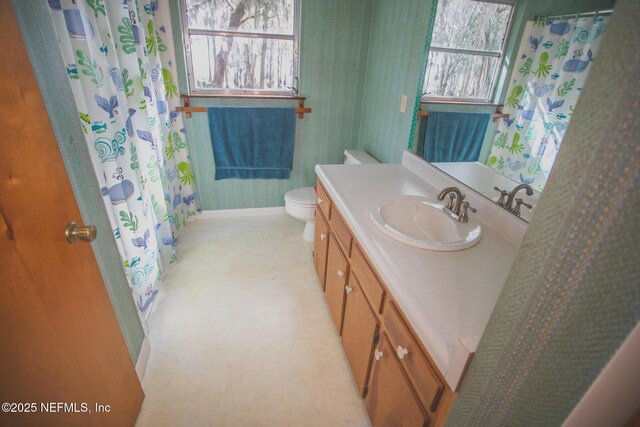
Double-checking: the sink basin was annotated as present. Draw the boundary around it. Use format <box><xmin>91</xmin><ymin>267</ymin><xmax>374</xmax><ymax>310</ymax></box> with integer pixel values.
<box><xmin>369</xmin><ymin>195</ymin><xmax>482</xmax><ymax>251</ymax></box>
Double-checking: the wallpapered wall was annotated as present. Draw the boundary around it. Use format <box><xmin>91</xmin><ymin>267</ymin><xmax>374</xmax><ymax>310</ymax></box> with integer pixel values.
<box><xmin>356</xmin><ymin>0</ymin><xmax>436</xmax><ymax>164</ymax></box>
<box><xmin>170</xmin><ymin>0</ymin><xmax>372</xmax><ymax>210</ymax></box>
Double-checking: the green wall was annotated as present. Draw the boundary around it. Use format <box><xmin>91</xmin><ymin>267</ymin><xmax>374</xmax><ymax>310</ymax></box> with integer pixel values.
<box><xmin>356</xmin><ymin>0</ymin><xmax>437</xmax><ymax>164</ymax></box>
<box><xmin>172</xmin><ymin>0</ymin><xmax>372</xmax><ymax>210</ymax></box>
<box><xmin>12</xmin><ymin>0</ymin><xmax>145</xmax><ymax>363</ymax></box>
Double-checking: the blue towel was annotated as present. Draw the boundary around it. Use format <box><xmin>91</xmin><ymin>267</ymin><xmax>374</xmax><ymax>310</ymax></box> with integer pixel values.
<box><xmin>208</xmin><ymin>107</ymin><xmax>296</xmax><ymax>180</ymax></box>
<box><xmin>423</xmin><ymin>112</ymin><xmax>490</xmax><ymax>162</ymax></box>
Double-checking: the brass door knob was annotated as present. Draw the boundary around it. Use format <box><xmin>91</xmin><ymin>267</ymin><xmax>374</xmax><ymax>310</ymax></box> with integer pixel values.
<box><xmin>65</xmin><ymin>222</ymin><xmax>97</xmax><ymax>243</ymax></box>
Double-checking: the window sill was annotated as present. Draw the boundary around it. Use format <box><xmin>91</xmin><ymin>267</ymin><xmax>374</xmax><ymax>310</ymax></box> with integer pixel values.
<box><xmin>420</xmin><ymin>98</ymin><xmax>500</xmax><ymax>107</ymax></box>
<box><xmin>186</xmin><ymin>92</ymin><xmax>302</xmax><ymax>100</ymax></box>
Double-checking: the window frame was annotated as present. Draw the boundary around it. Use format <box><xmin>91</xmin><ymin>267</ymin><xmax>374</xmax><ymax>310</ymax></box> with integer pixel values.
<box><xmin>181</xmin><ymin>0</ymin><xmax>301</xmax><ymax>97</ymax></box>
<box><xmin>422</xmin><ymin>0</ymin><xmax>515</xmax><ymax>104</ymax></box>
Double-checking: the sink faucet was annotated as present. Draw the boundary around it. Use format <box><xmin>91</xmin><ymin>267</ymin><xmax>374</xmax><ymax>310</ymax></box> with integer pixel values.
<box><xmin>505</xmin><ymin>184</ymin><xmax>534</xmax><ymax>211</ymax></box>
<box><xmin>437</xmin><ymin>187</ymin><xmax>464</xmax><ymax>216</ymax></box>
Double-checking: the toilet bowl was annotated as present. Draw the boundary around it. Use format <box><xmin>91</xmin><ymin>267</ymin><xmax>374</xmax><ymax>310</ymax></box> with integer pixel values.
<box><xmin>285</xmin><ymin>150</ymin><xmax>379</xmax><ymax>242</ymax></box>
<box><xmin>284</xmin><ymin>187</ymin><xmax>317</xmax><ymax>242</ymax></box>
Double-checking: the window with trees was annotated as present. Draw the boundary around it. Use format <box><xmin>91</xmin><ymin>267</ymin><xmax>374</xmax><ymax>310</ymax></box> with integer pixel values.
<box><xmin>423</xmin><ymin>0</ymin><xmax>514</xmax><ymax>102</ymax></box>
<box><xmin>183</xmin><ymin>0</ymin><xmax>299</xmax><ymax>96</ymax></box>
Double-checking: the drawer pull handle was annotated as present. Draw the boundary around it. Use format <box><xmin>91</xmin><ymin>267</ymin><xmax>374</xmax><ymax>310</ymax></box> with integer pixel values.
<box><xmin>337</xmin><ymin>270</ymin><xmax>344</xmax><ymax>278</ymax></box>
<box><xmin>396</xmin><ymin>345</ymin><xmax>409</xmax><ymax>359</ymax></box>
<box><xmin>345</xmin><ymin>284</ymin><xmax>352</xmax><ymax>294</ymax></box>
<box><xmin>374</xmin><ymin>349</ymin><xmax>384</xmax><ymax>361</ymax></box>
<box><xmin>317</xmin><ymin>197</ymin><xmax>323</xmax><ymax>204</ymax></box>
<box><xmin>320</xmin><ymin>233</ymin><xmax>326</xmax><ymax>240</ymax></box>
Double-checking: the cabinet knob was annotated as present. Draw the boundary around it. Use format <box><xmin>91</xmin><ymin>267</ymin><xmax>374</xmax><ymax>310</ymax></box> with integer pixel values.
<box><xmin>374</xmin><ymin>349</ymin><xmax>384</xmax><ymax>361</ymax></box>
<box><xmin>320</xmin><ymin>232</ymin><xmax>326</xmax><ymax>240</ymax></box>
<box><xmin>345</xmin><ymin>284</ymin><xmax>352</xmax><ymax>294</ymax></box>
<box><xmin>396</xmin><ymin>345</ymin><xmax>409</xmax><ymax>359</ymax></box>
<box><xmin>337</xmin><ymin>270</ymin><xmax>344</xmax><ymax>278</ymax></box>
<box><xmin>317</xmin><ymin>197</ymin><xmax>323</xmax><ymax>204</ymax></box>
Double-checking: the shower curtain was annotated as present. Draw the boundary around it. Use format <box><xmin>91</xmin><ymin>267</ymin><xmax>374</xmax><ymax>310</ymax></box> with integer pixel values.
<box><xmin>487</xmin><ymin>14</ymin><xmax>609</xmax><ymax>190</ymax></box>
<box><xmin>48</xmin><ymin>0</ymin><xmax>198</xmax><ymax>325</ymax></box>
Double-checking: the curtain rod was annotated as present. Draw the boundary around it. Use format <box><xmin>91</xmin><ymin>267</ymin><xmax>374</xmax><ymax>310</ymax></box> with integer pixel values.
<box><xmin>533</xmin><ymin>8</ymin><xmax>613</xmax><ymax>21</ymax></box>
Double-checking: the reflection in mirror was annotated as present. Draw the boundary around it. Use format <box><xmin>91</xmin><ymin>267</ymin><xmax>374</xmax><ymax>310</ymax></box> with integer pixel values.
<box><xmin>413</xmin><ymin>2</ymin><xmax>612</xmax><ymax>223</ymax></box>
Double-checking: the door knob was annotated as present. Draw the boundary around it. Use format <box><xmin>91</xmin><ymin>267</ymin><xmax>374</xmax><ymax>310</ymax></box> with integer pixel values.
<box><xmin>65</xmin><ymin>222</ymin><xmax>97</xmax><ymax>243</ymax></box>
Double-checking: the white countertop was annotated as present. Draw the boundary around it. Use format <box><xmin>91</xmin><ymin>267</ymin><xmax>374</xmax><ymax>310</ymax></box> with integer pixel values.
<box><xmin>315</xmin><ymin>152</ymin><xmax>523</xmax><ymax>390</ymax></box>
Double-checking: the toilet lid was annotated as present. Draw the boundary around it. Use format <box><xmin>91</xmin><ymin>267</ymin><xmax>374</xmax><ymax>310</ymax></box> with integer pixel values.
<box><xmin>285</xmin><ymin>187</ymin><xmax>316</xmax><ymax>205</ymax></box>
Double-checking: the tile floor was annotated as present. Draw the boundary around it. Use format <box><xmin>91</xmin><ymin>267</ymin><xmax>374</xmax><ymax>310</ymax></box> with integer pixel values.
<box><xmin>135</xmin><ymin>215</ymin><xmax>371</xmax><ymax>427</ymax></box>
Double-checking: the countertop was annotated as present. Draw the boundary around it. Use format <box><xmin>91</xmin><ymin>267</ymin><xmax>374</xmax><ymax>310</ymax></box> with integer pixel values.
<box><xmin>315</xmin><ymin>153</ymin><xmax>522</xmax><ymax>389</ymax></box>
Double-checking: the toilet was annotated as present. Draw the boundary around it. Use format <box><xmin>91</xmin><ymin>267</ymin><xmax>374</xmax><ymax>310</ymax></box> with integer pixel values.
<box><xmin>285</xmin><ymin>150</ymin><xmax>379</xmax><ymax>242</ymax></box>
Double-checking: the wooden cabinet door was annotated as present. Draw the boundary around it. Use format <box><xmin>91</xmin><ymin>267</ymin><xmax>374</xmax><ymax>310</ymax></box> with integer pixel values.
<box><xmin>325</xmin><ymin>234</ymin><xmax>349</xmax><ymax>334</ymax></box>
<box><xmin>366</xmin><ymin>333</ymin><xmax>429</xmax><ymax>427</ymax></box>
<box><xmin>313</xmin><ymin>210</ymin><xmax>330</xmax><ymax>290</ymax></box>
<box><xmin>342</xmin><ymin>273</ymin><xmax>379</xmax><ymax>396</ymax></box>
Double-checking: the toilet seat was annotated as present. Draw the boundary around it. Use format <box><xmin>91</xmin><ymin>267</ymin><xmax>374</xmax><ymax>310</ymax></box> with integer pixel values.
<box><xmin>284</xmin><ymin>187</ymin><xmax>316</xmax><ymax>206</ymax></box>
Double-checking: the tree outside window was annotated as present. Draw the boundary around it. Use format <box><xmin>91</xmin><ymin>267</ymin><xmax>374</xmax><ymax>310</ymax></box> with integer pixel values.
<box><xmin>423</xmin><ymin>0</ymin><xmax>513</xmax><ymax>102</ymax></box>
<box><xmin>184</xmin><ymin>0</ymin><xmax>298</xmax><ymax>95</ymax></box>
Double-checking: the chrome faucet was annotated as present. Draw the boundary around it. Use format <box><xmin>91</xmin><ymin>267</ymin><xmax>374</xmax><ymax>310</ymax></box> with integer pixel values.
<box><xmin>437</xmin><ymin>187</ymin><xmax>476</xmax><ymax>222</ymax></box>
<box><xmin>437</xmin><ymin>187</ymin><xmax>464</xmax><ymax>216</ymax></box>
<box><xmin>505</xmin><ymin>184</ymin><xmax>534</xmax><ymax>211</ymax></box>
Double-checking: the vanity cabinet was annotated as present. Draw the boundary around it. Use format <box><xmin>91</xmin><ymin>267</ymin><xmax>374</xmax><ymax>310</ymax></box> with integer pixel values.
<box><xmin>313</xmin><ymin>179</ymin><xmax>454</xmax><ymax>426</ymax></box>
<box><xmin>325</xmin><ymin>234</ymin><xmax>349</xmax><ymax>334</ymax></box>
<box><xmin>366</xmin><ymin>333</ymin><xmax>429</xmax><ymax>427</ymax></box>
<box><xmin>313</xmin><ymin>210</ymin><xmax>329</xmax><ymax>289</ymax></box>
<box><xmin>341</xmin><ymin>272</ymin><xmax>380</xmax><ymax>396</ymax></box>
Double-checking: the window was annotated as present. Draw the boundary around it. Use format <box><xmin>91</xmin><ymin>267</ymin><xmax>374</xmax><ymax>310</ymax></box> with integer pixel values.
<box><xmin>423</xmin><ymin>0</ymin><xmax>513</xmax><ymax>102</ymax></box>
<box><xmin>183</xmin><ymin>0</ymin><xmax>299</xmax><ymax>96</ymax></box>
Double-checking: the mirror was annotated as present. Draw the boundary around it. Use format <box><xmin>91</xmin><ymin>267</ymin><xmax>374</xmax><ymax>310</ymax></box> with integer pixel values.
<box><xmin>411</xmin><ymin>2</ymin><xmax>612</xmax><ymax>223</ymax></box>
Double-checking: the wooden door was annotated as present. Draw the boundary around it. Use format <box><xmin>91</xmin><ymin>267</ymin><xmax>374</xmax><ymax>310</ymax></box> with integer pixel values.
<box><xmin>325</xmin><ymin>234</ymin><xmax>349</xmax><ymax>334</ymax></box>
<box><xmin>366</xmin><ymin>333</ymin><xmax>429</xmax><ymax>427</ymax></box>
<box><xmin>313</xmin><ymin>210</ymin><xmax>329</xmax><ymax>289</ymax></box>
<box><xmin>341</xmin><ymin>272</ymin><xmax>379</xmax><ymax>396</ymax></box>
<box><xmin>0</xmin><ymin>4</ymin><xmax>144</xmax><ymax>427</ymax></box>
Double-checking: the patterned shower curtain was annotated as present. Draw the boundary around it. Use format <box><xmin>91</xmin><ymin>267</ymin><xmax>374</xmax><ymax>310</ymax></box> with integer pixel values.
<box><xmin>48</xmin><ymin>0</ymin><xmax>198</xmax><ymax>325</ymax></box>
<box><xmin>487</xmin><ymin>14</ymin><xmax>608</xmax><ymax>190</ymax></box>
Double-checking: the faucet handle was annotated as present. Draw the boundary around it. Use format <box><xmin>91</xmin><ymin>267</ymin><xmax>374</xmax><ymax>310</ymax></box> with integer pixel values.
<box><xmin>458</xmin><ymin>201</ymin><xmax>477</xmax><ymax>223</ymax></box>
<box><xmin>494</xmin><ymin>186</ymin><xmax>509</xmax><ymax>207</ymax></box>
<box><xmin>512</xmin><ymin>198</ymin><xmax>533</xmax><ymax>216</ymax></box>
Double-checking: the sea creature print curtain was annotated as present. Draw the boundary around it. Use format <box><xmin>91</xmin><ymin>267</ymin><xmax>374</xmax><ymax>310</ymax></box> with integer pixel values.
<box><xmin>487</xmin><ymin>14</ymin><xmax>608</xmax><ymax>190</ymax></box>
<box><xmin>48</xmin><ymin>0</ymin><xmax>198</xmax><ymax>325</ymax></box>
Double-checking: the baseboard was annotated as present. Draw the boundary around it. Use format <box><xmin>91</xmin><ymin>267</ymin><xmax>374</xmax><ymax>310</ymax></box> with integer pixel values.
<box><xmin>196</xmin><ymin>207</ymin><xmax>287</xmax><ymax>220</ymax></box>
<box><xmin>135</xmin><ymin>336</ymin><xmax>151</xmax><ymax>382</ymax></box>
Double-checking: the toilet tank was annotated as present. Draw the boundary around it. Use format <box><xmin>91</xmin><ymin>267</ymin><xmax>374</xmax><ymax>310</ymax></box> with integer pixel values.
<box><xmin>343</xmin><ymin>150</ymin><xmax>379</xmax><ymax>165</ymax></box>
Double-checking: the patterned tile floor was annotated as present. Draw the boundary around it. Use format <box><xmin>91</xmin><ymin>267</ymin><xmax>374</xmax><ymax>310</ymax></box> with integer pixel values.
<box><xmin>135</xmin><ymin>215</ymin><xmax>370</xmax><ymax>427</ymax></box>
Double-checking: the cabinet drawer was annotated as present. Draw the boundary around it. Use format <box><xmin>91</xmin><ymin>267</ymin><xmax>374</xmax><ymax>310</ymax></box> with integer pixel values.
<box><xmin>316</xmin><ymin>182</ymin><xmax>331</xmax><ymax>221</ymax></box>
<box><xmin>384</xmin><ymin>300</ymin><xmax>444</xmax><ymax>413</ymax></box>
<box><xmin>313</xmin><ymin>211</ymin><xmax>330</xmax><ymax>289</ymax></box>
<box><xmin>351</xmin><ymin>244</ymin><xmax>386</xmax><ymax>313</ymax></box>
<box><xmin>329</xmin><ymin>206</ymin><xmax>352</xmax><ymax>257</ymax></box>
